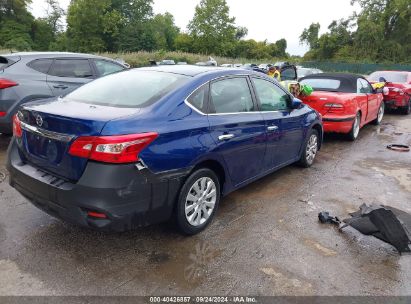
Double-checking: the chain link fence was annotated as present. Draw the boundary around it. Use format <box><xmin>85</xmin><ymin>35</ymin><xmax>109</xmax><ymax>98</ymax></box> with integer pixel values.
<box><xmin>301</xmin><ymin>61</ymin><xmax>411</xmax><ymax>75</ymax></box>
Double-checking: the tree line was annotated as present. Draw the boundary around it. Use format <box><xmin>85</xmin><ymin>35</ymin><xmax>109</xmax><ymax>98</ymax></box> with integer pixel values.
<box><xmin>0</xmin><ymin>0</ymin><xmax>288</xmax><ymax>59</ymax></box>
<box><xmin>300</xmin><ymin>0</ymin><xmax>411</xmax><ymax>63</ymax></box>
<box><xmin>1</xmin><ymin>0</ymin><xmax>410</xmax><ymax>63</ymax></box>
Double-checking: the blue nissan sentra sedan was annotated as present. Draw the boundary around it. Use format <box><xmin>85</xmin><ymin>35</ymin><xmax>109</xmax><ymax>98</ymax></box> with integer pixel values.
<box><xmin>7</xmin><ymin>66</ymin><xmax>323</xmax><ymax>235</ymax></box>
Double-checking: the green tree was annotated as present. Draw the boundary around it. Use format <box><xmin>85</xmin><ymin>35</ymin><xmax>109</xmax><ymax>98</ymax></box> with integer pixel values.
<box><xmin>66</xmin><ymin>0</ymin><xmax>111</xmax><ymax>52</ymax></box>
<box><xmin>299</xmin><ymin>23</ymin><xmax>320</xmax><ymax>50</ymax></box>
<box><xmin>151</xmin><ymin>13</ymin><xmax>180</xmax><ymax>50</ymax></box>
<box><xmin>188</xmin><ymin>0</ymin><xmax>239</xmax><ymax>56</ymax></box>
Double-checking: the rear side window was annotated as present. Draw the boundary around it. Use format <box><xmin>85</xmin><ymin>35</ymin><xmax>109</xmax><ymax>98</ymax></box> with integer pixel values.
<box><xmin>209</xmin><ymin>78</ymin><xmax>255</xmax><ymax>114</ymax></box>
<box><xmin>49</xmin><ymin>59</ymin><xmax>93</xmax><ymax>78</ymax></box>
<box><xmin>94</xmin><ymin>59</ymin><xmax>124</xmax><ymax>76</ymax></box>
<box><xmin>65</xmin><ymin>70</ymin><xmax>189</xmax><ymax>108</ymax></box>
<box><xmin>187</xmin><ymin>84</ymin><xmax>208</xmax><ymax>113</ymax></box>
<box><xmin>301</xmin><ymin>78</ymin><xmax>341</xmax><ymax>91</ymax></box>
<box><xmin>0</xmin><ymin>56</ymin><xmax>15</xmax><ymax>70</ymax></box>
<box><xmin>28</xmin><ymin>59</ymin><xmax>53</xmax><ymax>74</ymax></box>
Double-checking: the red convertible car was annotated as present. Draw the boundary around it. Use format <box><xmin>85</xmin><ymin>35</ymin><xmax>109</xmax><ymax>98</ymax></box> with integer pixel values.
<box><xmin>368</xmin><ymin>71</ymin><xmax>411</xmax><ymax>115</ymax></box>
<box><xmin>300</xmin><ymin>73</ymin><xmax>385</xmax><ymax>141</ymax></box>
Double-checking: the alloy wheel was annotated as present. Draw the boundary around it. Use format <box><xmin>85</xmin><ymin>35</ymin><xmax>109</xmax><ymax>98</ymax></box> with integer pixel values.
<box><xmin>305</xmin><ymin>134</ymin><xmax>318</xmax><ymax>165</ymax></box>
<box><xmin>377</xmin><ymin>103</ymin><xmax>384</xmax><ymax>123</ymax></box>
<box><xmin>185</xmin><ymin>177</ymin><xmax>217</xmax><ymax>227</ymax></box>
<box><xmin>353</xmin><ymin>115</ymin><xmax>360</xmax><ymax>139</ymax></box>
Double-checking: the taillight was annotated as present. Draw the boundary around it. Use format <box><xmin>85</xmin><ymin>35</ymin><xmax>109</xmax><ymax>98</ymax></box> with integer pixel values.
<box><xmin>391</xmin><ymin>88</ymin><xmax>404</xmax><ymax>95</ymax></box>
<box><xmin>69</xmin><ymin>133</ymin><xmax>158</xmax><ymax>164</ymax></box>
<box><xmin>12</xmin><ymin>114</ymin><xmax>22</xmax><ymax>138</ymax></box>
<box><xmin>324</xmin><ymin>103</ymin><xmax>344</xmax><ymax>109</ymax></box>
<box><xmin>0</xmin><ymin>111</ymin><xmax>6</xmax><ymax>117</ymax></box>
<box><xmin>0</xmin><ymin>78</ymin><xmax>18</xmax><ymax>89</ymax></box>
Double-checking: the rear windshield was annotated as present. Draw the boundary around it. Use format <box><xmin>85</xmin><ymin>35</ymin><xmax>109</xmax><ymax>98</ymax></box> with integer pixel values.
<box><xmin>300</xmin><ymin>78</ymin><xmax>342</xmax><ymax>91</ymax></box>
<box><xmin>0</xmin><ymin>56</ymin><xmax>15</xmax><ymax>70</ymax></box>
<box><xmin>368</xmin><ymin>72</ymin><xmax>408</xmax><ymax>83</ymax></box>
<box><xmin>65</xmin><ymin>70</ymin><xmax>190</xmax><ymax>108</ymax></box>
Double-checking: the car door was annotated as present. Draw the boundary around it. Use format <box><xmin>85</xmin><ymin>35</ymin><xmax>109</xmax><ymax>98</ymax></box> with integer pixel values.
<box><xmin>46</xmin><ymin>58</ymin><xmax>96</xmax><ymax>96</ymax></box>
<box><xmin>359</xmin><ymin>78</ymin><xmax>379</xmax><ymax>121</ymax></box>
<box><xmin>281</xmin><ymin>66</ymin><xmax>298</xmax><ymax>81</ymax></box>
<box><xmin>207</xmin><ymin>76</ymin><xmax>267</xmax><ymax>186</ymax></box>
<box><xmin>251</xmin><ymin>77</ymin><xmax>304</xmax><ymax>168</ymax></box>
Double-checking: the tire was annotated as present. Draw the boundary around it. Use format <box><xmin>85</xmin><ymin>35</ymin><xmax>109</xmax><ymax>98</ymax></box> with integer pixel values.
<box><xmin>347</xmin><ymin>112</ymin><xmax>361</xmax><ymax>141</ymax></box>
<box><xmin>298</xmin><ymin>129</ymin><xmax>319</xmax><ymax>168</ymax></box>
<box><xmin>372</xmin><ymin>102</ymin><xmax>385</xmax><ymax>125</ymax></box>
<box><xmin>175</xmin><ymin>168</ymin><xmax>221</xmax><ymax>235</ymax></box>
<box><xmin>401</xmin><ymin>97</ymin><xmax>411</xmax><ymax>115</ymax></box>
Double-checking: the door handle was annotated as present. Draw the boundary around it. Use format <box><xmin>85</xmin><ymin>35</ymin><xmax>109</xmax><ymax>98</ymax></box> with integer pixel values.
<box><xmin>218</xmin><ymin>134</ymin><xmax>235</xmax><ymax>141</ymax></box>
<box><xmin>53</xmin><ymin>85</ymin><xmax>68</xmax><ymax>89</ymax></box>
<box><xmin>267</xmin><ymin>126</ymin><xmax>279</xmax><ymax>131</ymax></box>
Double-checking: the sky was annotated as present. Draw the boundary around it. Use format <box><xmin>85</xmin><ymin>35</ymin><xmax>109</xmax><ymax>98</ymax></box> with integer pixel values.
<box><xmin>29</xmin><ymin>0</ymin><xmax>361</xmax><ymax>56</ymax></box>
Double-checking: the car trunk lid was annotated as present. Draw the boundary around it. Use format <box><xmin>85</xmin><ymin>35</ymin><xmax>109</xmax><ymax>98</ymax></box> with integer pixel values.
<box><xmin>301</xmin><ymin>91</ymin><xmax>351</xmax><ymax>115</ymax></box>
<box><xmin>17</xmin><ymin>98</ymin><xmax>140</xmax><ymax>181</ymax></box>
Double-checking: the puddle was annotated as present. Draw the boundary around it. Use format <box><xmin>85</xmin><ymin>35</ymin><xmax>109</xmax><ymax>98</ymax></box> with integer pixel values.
<box><xmin>359</xmin><ymin>159</ymin><xmax>411</xmax><ymax>192</ymax></box>
<box><xmin>304</xmin><ymin>239</ymin><xmax>338</xmax><ymax>257</ymax></box>
<box><xmin>0</xmin><ymin>259</ymin><xmax>53</xmax><ymax>296</ymax></box>
<box><xmin>260</xmin><ymin>266</ymin><xmax>313</xmax><ymax>295</ymax></box>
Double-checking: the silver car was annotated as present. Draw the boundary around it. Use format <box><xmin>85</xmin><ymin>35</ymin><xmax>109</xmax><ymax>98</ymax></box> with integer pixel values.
<box><xmin>0</xmin><ymin>52</ymin><xmax>127</xmax><ymax>134</ymax></box>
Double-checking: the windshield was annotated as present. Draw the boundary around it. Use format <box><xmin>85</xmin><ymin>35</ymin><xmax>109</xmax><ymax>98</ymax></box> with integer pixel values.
<box><xmin>300</xmin><ymin>78</ymin><xmax>342</xmax><ymax>92</ymax></box>
<box><xmin>65</xmin><ymin>70</ymin><xmax>190</xmax><ymax>108</ymax></box>
<box><xmin>368</xmin><ymin>72</ymin><xmax>408</xmax><ymax>83</ymax></box>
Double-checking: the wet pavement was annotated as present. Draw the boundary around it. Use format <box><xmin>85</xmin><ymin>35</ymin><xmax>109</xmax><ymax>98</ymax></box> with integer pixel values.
<box><xmin>0</xmin><ymin>113</ymin><xmax>410</xmax><ymax>296</ymax></box>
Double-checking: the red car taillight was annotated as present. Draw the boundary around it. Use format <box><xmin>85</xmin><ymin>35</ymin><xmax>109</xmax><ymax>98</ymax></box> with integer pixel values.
<box><xmin>0</xmin><ymin>78</ymin><xmax>18</xmax><ymax>89</ymax></box>
<box><xmin>69</xmin><ymin>133</ymin><xmax>158</xmax><ymax>164</ymax></box>
<box><xmin>12</xmin><ymin>114</ymin><xmax>23</xmax><ymax>138</ymax></box>
<box><xmin>324</xmin><ymin>103</ymin><xmax>344</xmax><ymax>112</ymax></box>
<box><xmin>0</xmin><ymin>111</ymin><xmax>6</xmax><ymax>117</ymax></box>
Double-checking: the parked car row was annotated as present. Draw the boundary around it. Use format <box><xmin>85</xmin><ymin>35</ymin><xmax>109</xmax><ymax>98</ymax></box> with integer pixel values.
<box><xmin>6</xmin><ymin>65</ymin><xmax>322</xmax><ymax>235</ymax></box>
<box><xmin>368</xmin><ymin>71</ymin><xmax>411</xmax><ymax>115</ymax></box>
<box><xmin>0</xmin><ymin>52</ymin><xmax>128</xmax><ymax>134</ymax></box>
<box><xmin>1</xmin><ymin>52</ymin><xmax>408</xmax><ymax>236</ymax></box>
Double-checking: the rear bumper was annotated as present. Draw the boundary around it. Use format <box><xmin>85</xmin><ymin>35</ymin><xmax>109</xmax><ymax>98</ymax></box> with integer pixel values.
<box><xmin>7</xmin><ymin>138</ymin><xmax>186</xmax><ymax>232</ymax></box>
<box><xmin>322</xmin><ymin>115</ymin><xmax>355</xmax><ymax>134</ymax></box>
<box><xmin>384</xmin><ymin>97</ymin><xmax>408</xmax><ymax>109</ymax></box>
<box><xmin>0</xmin><ymin>121</ymin><xmax>12</xmax><ymax>134</ymax></box>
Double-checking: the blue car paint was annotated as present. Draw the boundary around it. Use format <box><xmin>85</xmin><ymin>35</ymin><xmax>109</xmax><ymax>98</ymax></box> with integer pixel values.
<box><xmin>17</xmin><ymin>66</ymin><xmax>322</xmax><ymax>196</ymax></box>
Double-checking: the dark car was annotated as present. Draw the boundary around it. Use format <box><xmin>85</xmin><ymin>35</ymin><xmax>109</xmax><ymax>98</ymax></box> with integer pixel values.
<box><xmin>0</xmin><ymin>52</ymin><xmax>127</xmax><ymax>134</ymax></box>
<box><xmin>8</xmin><ymin>66</ymin><xmax>323</xmax><ymax>235</ymax></box>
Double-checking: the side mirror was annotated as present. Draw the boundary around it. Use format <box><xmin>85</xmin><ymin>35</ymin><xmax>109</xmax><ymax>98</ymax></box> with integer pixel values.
<box><xmin>291</xmin><ymin>97</ymin><xmax>303</xmax><ymax>109</ymax></box>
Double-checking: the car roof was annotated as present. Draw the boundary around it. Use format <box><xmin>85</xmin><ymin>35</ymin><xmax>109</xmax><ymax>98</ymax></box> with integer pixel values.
<box><xmin>0</xmin><ymin>51</ymin><xmax>114</xmax><ymax>60</ymax></box>
<box><xmin>301</xmin><ymin>73</ymin><xmax>365</xmax><ymax>83</ymax></box>
<box><xmin>300</xmin><ymin>72</ymin><xmax>365</xmax><ymax>93</ymax></box>
<box><xmin>138</xmin><ymin>65</ymin><xmax>250</xmax><ymax>77</ymax></box>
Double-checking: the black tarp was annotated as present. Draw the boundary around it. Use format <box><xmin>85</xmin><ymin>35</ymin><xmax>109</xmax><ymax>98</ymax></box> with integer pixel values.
<box><xmin>342</xmin><ymin>204</ymin><xmax>411</xmax><ymax>254</ymax></box>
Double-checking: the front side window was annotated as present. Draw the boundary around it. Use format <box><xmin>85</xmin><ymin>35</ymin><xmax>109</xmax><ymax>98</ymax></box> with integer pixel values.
<box><xmin>65</xmin><ymin>70</ymin><xmax>189</xmax><ymax>108</ymax></box>
<box><xmin>94</xmin><ymin>60</ymin><xmax>124</xmax><ymax>76</ymax></box>
<box><xmin>358</xmin><ymin>78</ymin><xmax>373</xmax><ymax>94</ymax></box>
<box><xmin>253</xmin><ymin>78</ymin><xmax>289</xmax><ymax>111</ymax></box>
<box><xmin>49</xmin><ymin>59</ymin><xmax>93</xmax><ymax>78</ymax></box>
<box><xmin>209</xmin><ymin>78</ymin><xmax>255</xmax><ymax>114</ymax></box>
<box><xmin>281</xmin><ymin>67</ymin><xmax>297</xmax><ymax>81</ymax></box>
